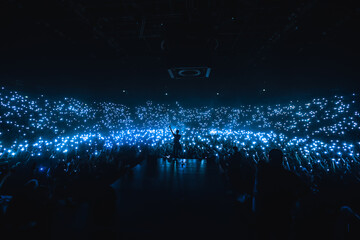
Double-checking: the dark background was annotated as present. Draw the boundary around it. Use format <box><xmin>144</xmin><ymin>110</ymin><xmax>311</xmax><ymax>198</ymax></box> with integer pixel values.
<box><xmin>1</xmin><ymin>0</ymin><xmax>359</xmax><ymax>106</ymax></box>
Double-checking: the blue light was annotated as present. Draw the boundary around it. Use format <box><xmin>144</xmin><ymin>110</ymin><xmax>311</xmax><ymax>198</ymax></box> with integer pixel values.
<box><xmin>0</xmin><ymin>87</ymin><xmax>359</xmax><ymax>176</ymax></box>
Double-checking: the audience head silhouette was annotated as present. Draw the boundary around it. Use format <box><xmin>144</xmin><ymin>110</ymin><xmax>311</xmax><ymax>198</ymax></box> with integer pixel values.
<box><xmin>268</xmin><ymin>149</ymin><xmax>283</xmax><ymax>168</ymax></box>
<box><xmin>176</xmin><ymin>129</ymin><xmax>179</xmax><ymax>134</ymax></box>
<box><xmin>24</xmin><ymin>179</ymin><xmax>39</xmax><ymax>190</ymax></box>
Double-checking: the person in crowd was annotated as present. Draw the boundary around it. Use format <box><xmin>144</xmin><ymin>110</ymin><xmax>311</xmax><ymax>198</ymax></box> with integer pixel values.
<box><xmin>253</xmin><ymin>149</ymin><xmax>309</xmax><ymax>240</ymax></box>
<box><xmin>0</xmin><ymin>162</ymin><xmax>12</xmax><ymax>191</ymax></box>
<box><xmin>4</xmin><ymin>178</ymin><xmax>52</xmax><ymax>239</ymax></box>
<box><xmin>228</xmin><ymin>147</ymin><xmax>256</xmax><ymax>203</ymax></box>
<box><xmin>334</xmin><ymin>205</ymin><xmax>360</xmax><ymax>239</ymax></box>
<box><xmin>169</xmin><ymin>125</ymin><xmax>182</xmax><ymax>158</ymax></box>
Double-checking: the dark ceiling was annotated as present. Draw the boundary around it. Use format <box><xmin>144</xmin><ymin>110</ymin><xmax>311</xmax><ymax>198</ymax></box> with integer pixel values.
<box><xmin>1</xmin><ymin>0</ymin><xmax>360</xmax><ymax>105</ymax></box>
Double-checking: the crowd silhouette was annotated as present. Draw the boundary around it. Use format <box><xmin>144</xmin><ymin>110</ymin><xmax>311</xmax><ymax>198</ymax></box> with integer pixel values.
<box><xmin>219</xmin><ymin>148</ymin><xmax>360</xmax><ymax>240</ymax></box>
<box><xmin>1</xmin><ymin>146</ymin><xmax>359</xmax><ymax>239</ymax></box>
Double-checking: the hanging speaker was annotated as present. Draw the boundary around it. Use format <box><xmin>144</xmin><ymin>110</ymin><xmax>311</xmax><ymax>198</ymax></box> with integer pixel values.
<box><xmin>168</xmin><ymin>67</ymin><xmax>211</xmax><ymax>79</ymax></box>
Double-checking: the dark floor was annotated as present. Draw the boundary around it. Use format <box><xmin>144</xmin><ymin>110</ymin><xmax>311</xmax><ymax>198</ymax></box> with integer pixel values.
<box><xmin>52</xmin><ymin>158</ymin><xmax>253</xmax><ymax>240</ymax></box>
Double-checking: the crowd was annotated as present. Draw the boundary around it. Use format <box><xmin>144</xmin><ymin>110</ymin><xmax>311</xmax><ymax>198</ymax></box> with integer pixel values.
<box><xmin>1</xmin><ymin>87</ymin><xmax>359</xmax><ymax>176</ymax></box>
<box><xmin>1</xmin><ymin>87</ymin><xmax>360</xmax><ymax>239</ymax></box>
<box><xmin>221</xmin><ymin>146</ymin><xmax>360</xmax><ymax>240</ymax></box>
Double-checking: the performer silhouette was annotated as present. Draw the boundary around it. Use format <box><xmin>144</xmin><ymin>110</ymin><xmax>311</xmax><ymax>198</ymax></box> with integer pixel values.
<box><xmin>169</xmin><ymin>125</ymin><xmax>182</xmax><ymax>158</ymax></box>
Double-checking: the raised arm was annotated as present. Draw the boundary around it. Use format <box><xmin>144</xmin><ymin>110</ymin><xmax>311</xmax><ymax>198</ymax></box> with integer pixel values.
<box><xmin>169</xmin><ymin>125</ymin><xmax>174</xmax><ymax>135</ymax></box>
